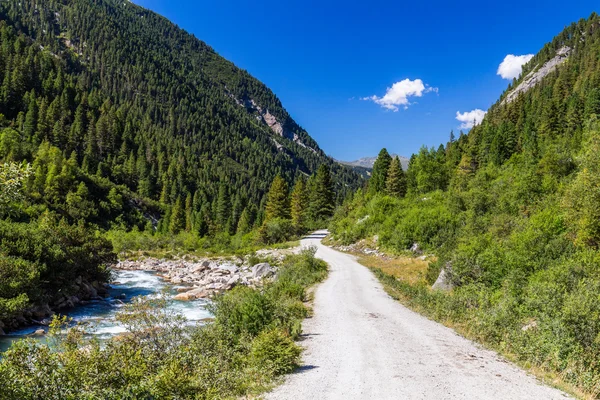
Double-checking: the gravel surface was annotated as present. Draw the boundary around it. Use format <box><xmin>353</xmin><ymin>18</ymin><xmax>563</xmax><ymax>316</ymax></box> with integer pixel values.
<box><xmin>266</xmin><ymin>230</ymin><xmax>570</xmax><ymax>400</ymax></box>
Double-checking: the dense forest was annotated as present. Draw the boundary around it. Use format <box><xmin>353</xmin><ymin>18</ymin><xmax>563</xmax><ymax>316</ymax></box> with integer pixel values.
<box><xmin>0</xmin><ymin>0</ymin><xmax>361</xmax><ymax>232</ymax></box>
<box><xmin>0</xmin><ymin>0</ymin><xmax>361</xmax><ymax>329</ymax></box>
<box><xmin>330</xmin><ymin>12</ymin><xmax>600</xmax><ymax>395</ymax></box>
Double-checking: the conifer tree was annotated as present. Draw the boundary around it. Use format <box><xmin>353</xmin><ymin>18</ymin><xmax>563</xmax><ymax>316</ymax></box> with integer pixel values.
<box><xmin>216</xmin><ymin>185</ymin><xmax>230</xmax><ymax>229</ymax></box>
<box><xmin>385</xmin><ymin>156</ymin><xmax>407</xmax><ymax>197</ymax></box>
<box><xmin>169</xmin><ymin>195</ymin><xmax>185</xmax><ymax>234</ymax></box>
<box><xmin>290</xmin><ymin>178</ymin><xmax>309</xmax><ymax>230</ymax></box>
<box><xmin>310</xmin><ymin>165</ymin><xmax>335</xmax><ymax>221</ymax></box>
<box><xmin>185</xmin><ymin>192</ymin><xmax>193</xmax><ymax>232</ymax></box>
<box><xmin>370</xmin><ymin>148</ymin><xmax>392</xmax><ymax>193</ymax></box>
<box><xmin>237</xmin><ymin>207</ymin><xmax>252</xmax><ymax>234</ymax></box>
<box><xmin>265</xmin><ymin>175</ymin><xmax>289</xmax><ymax>221</ymax></box>
<box><xmin>23</xmin><ymin>95</ymin><xmax>37</xmax><ymax>141</ymax></box>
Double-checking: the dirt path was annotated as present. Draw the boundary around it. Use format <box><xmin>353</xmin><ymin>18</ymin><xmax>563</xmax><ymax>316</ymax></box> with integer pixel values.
<box><xmin>266</xmin><ymin>230</ymin><xmax>570</xmax><ymax>400</ymax></box>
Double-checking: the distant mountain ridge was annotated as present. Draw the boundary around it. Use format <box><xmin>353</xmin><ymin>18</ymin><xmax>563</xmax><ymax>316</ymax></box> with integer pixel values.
<box><xmin>339</xmin><ymin>154</ymin><xmax>409</xmax><ymax>171</ymax></box>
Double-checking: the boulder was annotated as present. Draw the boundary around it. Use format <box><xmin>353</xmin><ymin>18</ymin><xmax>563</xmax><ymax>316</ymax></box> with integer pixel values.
<box><xmin>227</xmin><ymin>274</ymin><xmax>240</xmax><ymax>286</ymax></box>
<box><xmin>32</xmin><ymin>304</ymin><xmax>52</xmax><ymax>319</ymax></box>
<box><xmin>219</xmin><ymin>264</ymin><xmax>239</xmax><ymax>274</ymax></box>
<box><xmin>187</xmin><ymin>287</ymin><xmax>209</xmax><ymax>299</ymax></box>
<box><xmin>174</xmin><ymin>292</ymin><xmax>194</xmax><ymax>301</ymax></box>
<box><xmin>432</xmin><ymin>265</ymin><xmax>453</xmax><ymax>291</ymax></box>
<box><xmin>174</xmin><ymin>288</ymin><xmax>209</xmax><ymax>301</ymax></box>
<box><xmin>34</xmin><ymin>329</ymin><xmax>45</xmax><ymax>336</ymax></box>
<box><xmin>190</xmin><ymin>264</ymin><xmax>208</xmax><ymax>274</ymax></box>
<box><xmin>252</xmin><ymin>263</ymin><xmax>274</xmax><ymax>279</ymax></box>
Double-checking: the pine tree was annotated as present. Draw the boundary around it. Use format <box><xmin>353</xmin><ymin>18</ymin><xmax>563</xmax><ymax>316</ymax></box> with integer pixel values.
<box><xmin>370</xmin><ymin>148</ymin><xmax>392</xmax><ymax>193</ymax></box>
<box><xmin>216</xmin><ymin>185</ymin><xmax>230</xmax><ymax>229</ymax></box>
<box><xmin>185</xmin><ymin>192</ymin><xmax>193</xmax><ymax>232</ymax></box>
<box><xmin>169</xmin><ymin>195</ymin><xmax>186</xmax><ymax>234</ymax></box>
<box><xmin>385</xmin><ymin>156</ymin><xmax>407</xmax><ymax>197</ymax></box>
<box><xmin>237</xmin><ymin>207</ymin><xmax>252</xmax><ymax>234</ymax></box>
<box><xmin>290</xmin><ymin>178</ymin><xmax>309</xmax><ymax>230</ymax></box>
<box><xmin>23</xmin><ymin>95</ymin><xmax>37</xmax><ymax>141</ymax></box>
<box><xmin>265</xmin><ymin>175</ymin><xmax>289</xmax><ymax>221</ymax></box>
<box><xmin>311</xmin><ymin>165</ymin><xmax>335</xmax><ymax>221</ymax></box>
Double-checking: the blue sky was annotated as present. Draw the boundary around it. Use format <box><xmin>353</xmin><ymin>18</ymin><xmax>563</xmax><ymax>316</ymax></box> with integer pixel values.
<box><xmin>133</xmin><ymin>0</ymin><xmax>597</xmax><ymax>160</ymax></box>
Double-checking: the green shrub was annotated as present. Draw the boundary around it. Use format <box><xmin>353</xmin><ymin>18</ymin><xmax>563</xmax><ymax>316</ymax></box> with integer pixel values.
<box><xmin>258</xmin><ymin>218</ymin><xmax>295</xmax><ymax>245</ymax></box>
<box><xmin>249</xmin><ymin>328</ymin><xmax>301</xmax><ymax>376</ymax></box>
<box><xmin>211</xmin><ymin>287</ymin><xmax>275</xmax><ymax>337</ymax></box>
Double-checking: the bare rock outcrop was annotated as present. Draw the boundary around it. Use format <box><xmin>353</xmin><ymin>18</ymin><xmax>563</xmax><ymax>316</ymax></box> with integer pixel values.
<box><xmin>502</xmin><ymin>46</ymin><xmax>571</xmax><ymax>105</ymax></box>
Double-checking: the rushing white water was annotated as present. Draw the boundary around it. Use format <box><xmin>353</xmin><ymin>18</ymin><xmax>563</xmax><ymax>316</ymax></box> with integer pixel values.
<box><xmin>0</xmin><ymin>269</ymin><xmax>212</xmax><ymax>352</ymax></box>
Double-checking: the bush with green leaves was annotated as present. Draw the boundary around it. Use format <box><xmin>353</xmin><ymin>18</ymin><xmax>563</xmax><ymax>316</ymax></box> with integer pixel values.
<box><xmin>0</xmin><ymin>214</ymin><xmax>115</xmax><ymax>322</ymax></box>
<box><xmin>258</xmin><ymin>218</ymin><xmax>296</xmax><ymax>245</ymax></box>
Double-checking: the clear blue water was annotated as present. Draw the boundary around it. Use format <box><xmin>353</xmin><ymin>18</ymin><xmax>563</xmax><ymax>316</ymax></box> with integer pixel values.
<box><xmin>0</xmin><ymin>270</ymin><xmax>212</xmax><ymax>353</ymax></box>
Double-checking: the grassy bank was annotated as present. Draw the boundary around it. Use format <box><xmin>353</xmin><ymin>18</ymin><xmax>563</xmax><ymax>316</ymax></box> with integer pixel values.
<box><xmin>0</xmin><ymin>248</ymin><xmax>327</xmax><ymax>399</ymax></box>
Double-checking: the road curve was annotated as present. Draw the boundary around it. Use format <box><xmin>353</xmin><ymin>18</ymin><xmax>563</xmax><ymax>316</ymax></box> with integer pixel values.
<box><xmin>266</xmin><ymin>230</ymin><xmax>569</xmax><ymax>400</ymax></box>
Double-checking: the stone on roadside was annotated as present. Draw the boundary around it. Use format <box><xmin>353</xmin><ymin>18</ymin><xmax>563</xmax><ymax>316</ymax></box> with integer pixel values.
<box><xmin>432</xmin><ymin>266</ymin><xmax>453</xmax><ymax>291</ymax></box>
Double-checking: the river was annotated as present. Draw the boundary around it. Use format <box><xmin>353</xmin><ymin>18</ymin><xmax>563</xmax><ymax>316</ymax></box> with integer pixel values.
<box><xmin>0</xmin><ymin>269</ymin><xmax>212</xmax><ymax>353</ymax></box>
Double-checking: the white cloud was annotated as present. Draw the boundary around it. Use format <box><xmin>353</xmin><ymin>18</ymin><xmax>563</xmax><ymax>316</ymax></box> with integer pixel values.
<box><xmin>497</xmin><ymin>54</ymin><xmax>534</xmax><ymax>80</ymax></box>
<box><xmin>363</xmin><ymin>78</ymin><xmax>438</xmax><ymax>111</ymax></box>
<box><xmin>456</xmin><ymin>109</ymin><xmax>487</xmax><ymax>129</ymax></box>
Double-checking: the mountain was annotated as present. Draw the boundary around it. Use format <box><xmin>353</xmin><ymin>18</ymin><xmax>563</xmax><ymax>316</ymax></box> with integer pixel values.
<box><xmin>339</xmin><ymin>154</ymin><xmax>409</xmax><ymax>170</ymax></box>
<box><xmin>0</xmin><ymin>0</ymin><xmax>362</xmax><ymax>232</ymax></box>
<box><xmin>330</xmin><ymin>12</ymin><xmax>600</xmax><ymax>395</ymax></box>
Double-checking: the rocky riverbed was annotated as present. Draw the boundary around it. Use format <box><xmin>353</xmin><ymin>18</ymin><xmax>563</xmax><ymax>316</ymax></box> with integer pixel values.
<box><xmin>116</xmin><ymin>249</ymin><xmax>291</xmax><ymax>301</ymax></box>
<box><xmin>0</xmin><ymin>248</ymin><xmax>293</xmax><ymax>349</ymax></box>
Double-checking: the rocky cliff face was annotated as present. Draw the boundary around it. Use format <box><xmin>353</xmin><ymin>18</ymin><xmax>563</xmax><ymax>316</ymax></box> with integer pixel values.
<box><xmin>231</xmin><ymin>95</ymin><xmax>318</xmax><ymax>153</ymax></box>
<box><xmin>502</xmin><ymin>46</ymin><xmax>572</xmax><ymax>105</ymax></box>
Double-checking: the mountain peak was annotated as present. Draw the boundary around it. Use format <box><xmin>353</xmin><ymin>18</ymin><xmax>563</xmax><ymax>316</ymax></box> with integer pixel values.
<box><xmin>339</xmin><ymin>154</ymin><xmax>409</xmax><ymax>171</ymax></box>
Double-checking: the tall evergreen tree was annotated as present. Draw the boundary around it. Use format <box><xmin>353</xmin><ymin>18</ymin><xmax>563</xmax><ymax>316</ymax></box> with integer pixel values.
<box><xmin>216</xmin><ymin>185</ymin><xmax>230</xmax><ymax>230</ymax></box>
<box><xmin>236</xmin><ymin>207</ymin><xmax>252</xmax><ymax>234</ymax></box>
<box><xmin>265</xmin><ymin>175</ymin><xmax>289</xmax><ymax>221</ymax></box>
<box><xmin>169</xmin><ymin>195</ymin><xmax>185</xmax><ymax>234</ymax></box>
<box><xmin>385</xmin><ymin>156</ymin><xmax>407</xmax><ymax>197</ymax></box>
<box><xmin>370</xmin><ymin>148</ymin><xmax>392</xmax><ymax>193</ymax></box>
<box><xmin>311</xmin><ymin>165</ymin><xmax>335</xmax><ymax>221</ymax></box>
<box><xmin>290</xmin><ymin>178</ymin><xmax>309</xmax><ymax>230</ymax></box>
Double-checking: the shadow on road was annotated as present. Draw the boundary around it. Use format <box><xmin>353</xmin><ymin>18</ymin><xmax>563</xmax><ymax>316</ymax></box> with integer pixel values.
<box><xmin>292</xmin><ymin>365</ymin><xmax>319</xmax><ymax>375</ymax></box>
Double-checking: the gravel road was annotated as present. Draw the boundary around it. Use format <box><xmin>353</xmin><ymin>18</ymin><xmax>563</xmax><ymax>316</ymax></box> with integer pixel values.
<box><xmin>266</xmin><ymin>230</ymin><xmax>570</xmax><ymax>400</ymax></box>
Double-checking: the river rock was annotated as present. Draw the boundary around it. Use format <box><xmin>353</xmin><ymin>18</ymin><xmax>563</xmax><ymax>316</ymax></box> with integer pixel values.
<box><xmin>227</xmin><ymin>274</ymin><xmax>240</xmax><ymax>286</ymax></box>
<box><xmin>32</xmin><ymin>304</ymin><xmax>52</xmax><ymax>319</ymax></box>
<box><xmin>219</xmin><ymin>264</ymin><xmax>239</xmax><ymax>274</ymax></box>
<box><xmin>34</xmin><ymin>329</ymin><xmax>45</xmax><ymax>336</ymax></box>
<box><xmin>174</xmin><ymin>287</ymin><xmax>209</xmax><ymax>301</ymax></box>
<box><xmin>252</xmin><ymin>263</ymin><xmax>273</xmax><ymax>279</ymax></box>
<box><xmin>174</xmin><ymin>292</ymin><xmax>194</xmax><ymax>301</ymax></box>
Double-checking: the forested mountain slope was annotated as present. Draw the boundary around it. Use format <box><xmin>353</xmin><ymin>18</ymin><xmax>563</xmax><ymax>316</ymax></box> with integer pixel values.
<box><xmin>0</xmin><ymin>0</ymin><xmax>362</xmax><ymax>232</ymax></box>
<box><xmin>330</xmin><ymin>12</ymin><xmax>600</xmax><ymax>396</ymax></box>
